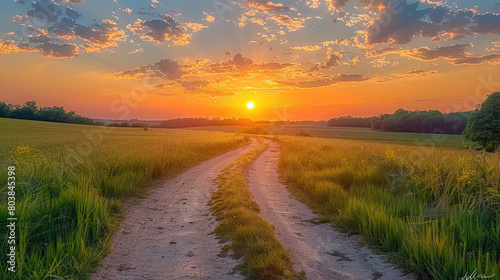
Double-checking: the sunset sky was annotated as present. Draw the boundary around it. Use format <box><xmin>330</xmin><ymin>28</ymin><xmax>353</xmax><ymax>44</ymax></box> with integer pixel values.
<box><xmin>0</xmin><ymin>0</ymin><xmax>499</xmax><ymax>120</ymax></box>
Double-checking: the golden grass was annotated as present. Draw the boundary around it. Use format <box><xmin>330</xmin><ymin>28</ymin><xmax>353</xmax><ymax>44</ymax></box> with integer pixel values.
<box><xmin>0</xmin><ymin>118</ymin><xmax>248</xmax><ymax>279</ymax></box>
<box><xmin>278</xmin><ymin>136</ymin><xmax>500</xmax><ymax>280</ymax></box>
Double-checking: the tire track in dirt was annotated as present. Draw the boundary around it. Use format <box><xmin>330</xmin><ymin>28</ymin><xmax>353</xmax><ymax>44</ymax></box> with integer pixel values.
<box><xmin>246</xmin><ymin>140</ymin><xmax>415</xmax><ymax>280</ymax></box>
<box><xmin>92</xmin><ymin>139</ymin><xmax>258</xmax><ymax>280</ymax></box>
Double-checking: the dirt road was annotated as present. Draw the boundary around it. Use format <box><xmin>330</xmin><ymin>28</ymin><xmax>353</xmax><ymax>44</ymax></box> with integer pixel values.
<box><xmin>93</xmin><ymin>138</ymin><xmax>415</xmax><ymax>280</ymax></box>
<box><xmin>92</xmin><ymin>139</ymin><xmax>258</xmax><ymax>280</ymax></box>
<box><xmin>246</xmin><ymin>140</ymin><xmax>415</xmax><ymax>280</ymax></box>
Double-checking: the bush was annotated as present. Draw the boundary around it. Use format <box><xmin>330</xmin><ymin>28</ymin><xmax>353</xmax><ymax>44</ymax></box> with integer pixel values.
<box><xmin>296</xmin><ymin>131</ymin><xmax>311</xmax><ymax>137</ymax></box>
<box><xmin>238</xmin><ymin>126</ymin><xmax>269</xmax><ymax>135</ymax></box>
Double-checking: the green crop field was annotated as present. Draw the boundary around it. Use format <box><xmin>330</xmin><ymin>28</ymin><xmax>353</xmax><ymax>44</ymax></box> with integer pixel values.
<box><xmin>178</xmin><ymin>125</ymin><xmax>245</xmax><ymax>133</ymax></box>
<box><xmin>277</xmin><ymin>136</ymin><xmax>500</xmax><ymax>280</ymax></box>
<box><xmin>0</xmin><ymin>118</ymin><xmax>248</xmax><ymax>280</ymax></box>
<box><xmin>181</xmin><ymin>124</ymin><xmax>465</xmax><ymax>148</ymax></box>
<box><xmin>265</xmin><ymin>125</ymin><xmax>465</xmax><ymax>147</ymax></box>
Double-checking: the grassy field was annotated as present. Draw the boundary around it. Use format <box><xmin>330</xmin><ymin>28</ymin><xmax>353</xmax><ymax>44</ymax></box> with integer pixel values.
<box><xmin>179</xmin><ymin>125</ymin><xmax>245</xmax><ymax>133</ymax></box>
<box><xmin>277</xmin><ymin>136</ymin><xmax>500</xmax><ymax>280</ymax></box>
<box><xmin>2</xmin><ymin>117</ymin><xmax>490</xmax><ymax>279</ymax></box>
<box><xmin>181</xmin><ymin>124</ymin><xmax>465</xmax><ymax>148</ymax></box>
<box><xmin>0</xmin><ymin>118</ymin><xmax>248</xmax><ymax>280</ymax></box>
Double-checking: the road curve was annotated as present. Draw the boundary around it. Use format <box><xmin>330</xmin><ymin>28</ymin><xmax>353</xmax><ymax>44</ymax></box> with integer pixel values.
<box><xmin>92</xmin><ymin>139</ymin><xmax>258</xmax><ymax>280</ymax></box>
<box><xmin>246</xmin><ymin>140</ymin><xmax>415</xmax><ymax>280</ymax></box>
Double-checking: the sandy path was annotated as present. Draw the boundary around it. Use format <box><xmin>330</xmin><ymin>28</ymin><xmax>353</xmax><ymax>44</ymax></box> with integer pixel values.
<box><xmin>92</xmin><ymin>139</ymin><xmax>258</xmax><ymax>280</ymax></box>
<box><xmin>247</xmin><ymin>140</ymin><xmax>415</xmax><ymax>280</ymax></box>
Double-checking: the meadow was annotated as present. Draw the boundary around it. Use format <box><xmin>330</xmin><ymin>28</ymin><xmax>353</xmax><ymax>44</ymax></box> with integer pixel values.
<box><xmin>0</xmin><ymin>118</ymin><xmax>248</xmax><ymax>279</ymax></box>
<box><xmin>182</xmin><ymin>124</ymin><xmax>465</xmax><ymax>148</ymax></box>
<box><xmin>2</xmin><ymin>117</ymin><xmax>496</xmax><ymax>280</ymax></box>
<box><xmin>278</xmin><ymin>136</ymin><xmax>500</xmax><ymax>280</ymax></box>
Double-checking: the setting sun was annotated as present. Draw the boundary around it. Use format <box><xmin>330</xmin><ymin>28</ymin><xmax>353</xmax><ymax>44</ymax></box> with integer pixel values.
<box><xmin>246</xmin><ymin>101</ymin><xmax>255</xmax><ymax>110</ymax></box>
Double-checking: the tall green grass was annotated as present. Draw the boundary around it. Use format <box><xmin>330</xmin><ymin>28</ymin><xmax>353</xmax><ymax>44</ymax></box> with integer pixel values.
<box><xmin>210</xmin><ymin>139</ymin><xmax>297</xmax><ymax>279</ymax></box>
<box><xmin>278</xmin><ymin>137</ymin><xmax>499</xmax><ymax>280</ymax></box>
<box><xmin>0</xmin><ymin>118</ymin><xmax>248</xmax><ymax>279</ymax></box>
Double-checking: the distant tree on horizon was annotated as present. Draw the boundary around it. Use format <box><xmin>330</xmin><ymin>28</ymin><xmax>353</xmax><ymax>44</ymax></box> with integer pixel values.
<box><xmin>327</xmin><ymin>115</ymin><xmax>373</xmax><ymax>128</ymax></box>
<box><xmin>370</xmin><ymin>113</ymin><xmax>391</xmax><ymax>130</ymax></box>
<box><xmin>464</xmin><ymin>92</ymin><xmax>500</xmax><ymax>151</ymax></box>
<box><xmin>329</xmin><ymin>109</ymin><xmax>469</xmax><ymax>135</ymax></box>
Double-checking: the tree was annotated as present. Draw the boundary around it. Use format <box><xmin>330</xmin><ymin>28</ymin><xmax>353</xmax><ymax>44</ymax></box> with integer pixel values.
<box><xmin>464</xmin><ymin>92</ymin><xmax>500</xmax><ymax>150</ymax></box>
<box><xmin>8</xmin><ymin>101</ymin><xmax>38</xmax><ymax>119</ymax></box>
<box><xmin>327</xmin><ymin>116</ymin><xmax>373</xmax><ymax>127</ymax></box>
<box><xmin>371</xmin><ymin>114</ymin><xmax>390</xmax><ymax>130</ymax></box>
<box><xmin>0</xmin><ymin>102</ymin><xmax>12</xmax><ymax>117</ymax></box>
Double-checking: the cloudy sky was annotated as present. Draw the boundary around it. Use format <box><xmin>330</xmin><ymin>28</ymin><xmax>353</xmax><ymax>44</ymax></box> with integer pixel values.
<box><xmin>0</xmin><ymin>0</ymin><xmax>499</xmax><ymax>120</ymax></box>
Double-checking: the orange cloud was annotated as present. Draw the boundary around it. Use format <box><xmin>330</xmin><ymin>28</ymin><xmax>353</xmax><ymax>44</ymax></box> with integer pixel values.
<box><xmin>367</xmin><ymin>44</ymin><xmax>500</xmax><ymax>65</ymax></box>
<box><xmin>279</xmin><ymin>74</ymin><xmax>369</xmax><ymax>88</ymax></box>
<box><xmin>291</xmin><ymin>45</ymin><xmax>322</xmax><ymax>52</ymax></box>
<box><xmin>185</xmin><ymin>22</ymin><xmax>208</xmax><ymax>33</ymax></box>
<box><xmin>251</xmin><ymin>18</ymin><xmax>265</xmax><ymax>26</ymax></box>
<box><xmin>109</xmin><ymin>53</ymin><xmax>369</xmax><ymax>98</ymax></box>
<box><xmin>270</xmin><ymin>15</ymin><xmax>306</xmax><ymax>32</ymax></box>
<box><xmin>0</xmin><ymin>39</ymin><xmax>77</xmax><ymax>58</ymax></box>
<box><xmin>74</xmin><ymin>19</ymin><xmax>126</xmax><ymax>51</ymax></box>
<box><xmin>204</xmin><ymin>12</ymin><xmax>215</xmax><ymax>23</ymax></box>
<box><xmin>244</xmin><ymin>0</ymin><xmax>290</xmax><ymax>14</ymax></box>
<box><xmin>394</xmin><ymin>69</ymin><xmax>438</xmax><ymax>77</ymax></box>
<box><xmin>306</xmin><ymin>0</ymin><xmax>320</xmax><ymax>9</ymax></box>
<box><xmin>0</xmin><ymin>40</ymin><xmax>21</xmax><ymax>54</ymax></box>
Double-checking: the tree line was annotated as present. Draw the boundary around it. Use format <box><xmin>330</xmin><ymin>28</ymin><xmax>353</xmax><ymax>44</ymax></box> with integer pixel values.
<box><xmin>0</xmin><ymin>101</ymin><xmax>95</xmax><ymax>125</ymax></box>
<box><xmin>328</xmin><ymin>110</ymin><xmax>470</xmax><ymax>135</ymax></box>
<box><xmin>327</xmin><ymin>92</ymin><xmax>500</xmax><ymax>150</ymax></box>
<box><xmin>372</xmin><ymin>110</ymin><xmax>470</xmax><ymax>134</ymax></box>
<box><xmin>327</xmin><ymin>116</ymin><xmax>373</xmax><ymax>128</ymax></box>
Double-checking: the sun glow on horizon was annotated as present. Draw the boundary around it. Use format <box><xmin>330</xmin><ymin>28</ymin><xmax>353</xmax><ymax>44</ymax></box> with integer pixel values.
<box><xmin>246</xmin><ymin>101</ymin><xmax>255</xmax><ymax>110</ymax></box>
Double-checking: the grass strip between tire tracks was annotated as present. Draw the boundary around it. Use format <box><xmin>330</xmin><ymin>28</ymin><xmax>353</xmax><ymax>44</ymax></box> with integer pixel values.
<box><xmin>210</xmin><ymin>138</ymin><xmax>300</xmax><ymax>280</ymax></box>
